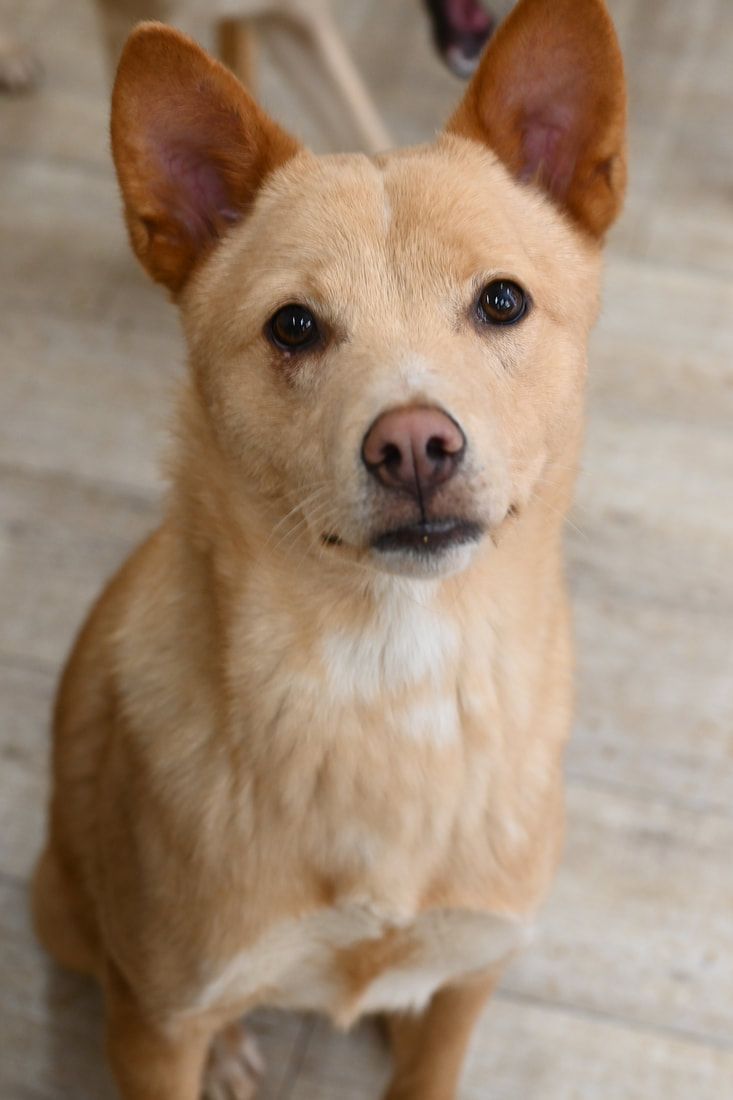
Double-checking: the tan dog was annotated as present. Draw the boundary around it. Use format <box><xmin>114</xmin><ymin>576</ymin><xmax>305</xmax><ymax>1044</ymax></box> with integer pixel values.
<box><xmin>32</xmin><ymin>1</ymin><xmax>627</xmax><ymax>1097</ymax></box>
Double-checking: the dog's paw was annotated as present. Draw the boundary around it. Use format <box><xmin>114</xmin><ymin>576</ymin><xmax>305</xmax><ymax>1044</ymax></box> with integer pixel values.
<box><xmin>202</xmin><ymin>1021</ymin><xmax>264</xmax><ymax>1100</ymax></box>
<box><xmin>0</xmin><ymin>37</ymin><xmax>42</xmax><ymax>93</ymax></box>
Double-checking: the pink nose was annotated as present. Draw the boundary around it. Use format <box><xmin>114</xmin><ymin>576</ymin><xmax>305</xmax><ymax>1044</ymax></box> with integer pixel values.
<box><xmin>361</xmin><ymin>406</ymin><xmax>466</xmax><ymax>497</ymax></box>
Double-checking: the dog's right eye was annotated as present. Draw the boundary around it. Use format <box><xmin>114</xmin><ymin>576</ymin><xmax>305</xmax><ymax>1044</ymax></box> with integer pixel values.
<box><xmin>476</xmin><ymin>280</ymin><xmax>528</xmax><ymax>326</ymax></box>
<box><xmin>268</xmin><ymin>304</ymin><xmax>320</xmax><ymax>352</ymax></box>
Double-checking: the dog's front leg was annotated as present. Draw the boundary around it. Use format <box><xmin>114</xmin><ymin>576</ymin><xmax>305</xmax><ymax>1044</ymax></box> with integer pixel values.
<box><xmin>105</xmin><ymin>968</ymin><xmax>216</xmax><ymax>1100</ymax></box>
<box><xmin>383</xmin><ymin>971</ymin><xmax>499</xmax><ymax>1100</ymax></box>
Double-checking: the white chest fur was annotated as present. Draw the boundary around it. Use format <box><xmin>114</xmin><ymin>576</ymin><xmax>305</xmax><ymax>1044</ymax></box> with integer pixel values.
<box><xmin>239</xmin><ymin>575</ymin><xmax>490</xmax><ymax>755</ymax></box>
<box><xmin>192</xmin><ymin>903</ymin><xmax>531</xmax><ymax>1027</ymax></box>
<box><xmin>319</xmin><ymin>588</ymin><xmax>460</xmax><ymax>704</ymax></box>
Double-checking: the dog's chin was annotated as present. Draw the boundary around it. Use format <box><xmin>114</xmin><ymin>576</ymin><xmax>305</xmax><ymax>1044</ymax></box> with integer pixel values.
<box><xmin>367</xmin><ymin>520</ymin><xmax>485</xmax><ymax>579</ymax></box>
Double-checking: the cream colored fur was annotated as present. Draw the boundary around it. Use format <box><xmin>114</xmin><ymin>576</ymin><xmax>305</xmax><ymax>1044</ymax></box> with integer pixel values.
<box><xmin>32</xmin><ymin>3</ymin><xmax>627</xmax><ymax>1098</ymax></box>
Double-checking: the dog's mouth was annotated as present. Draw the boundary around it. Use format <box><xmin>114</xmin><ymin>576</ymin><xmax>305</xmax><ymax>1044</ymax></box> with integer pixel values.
<box><xmin>319</xmin><ymin>514</ymin><xmax>484</xmax><ymax>563</ymax></box>
<box><xmin>373</xmin><ymin>518</ymin><xmax>484</xmax><ymax>556</ymax></box>
<box><xmin>322</xmin><ymin>519</ymin><xmax>484</xmax><ymax>558</ymax></box>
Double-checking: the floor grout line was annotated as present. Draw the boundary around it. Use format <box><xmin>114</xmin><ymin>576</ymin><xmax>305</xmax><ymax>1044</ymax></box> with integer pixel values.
<box><xmin>563</xmin><ymin>770</ymin><xmax>733</xmax><ymax>823</ymax></box>
<box><xmin>0</xmin><ymin>458</ymin><xmax>160</xmax><ymax>510</ymax></box>
<box><xmin>495</xmin><ymin>987</ymin><xmax>733</xmax><ymax>1054</ymax></box>
<box><xmin>275</xmin><ymin>1015</ymin><xmax>317</xmax><ymax>1100</ymax></box>
<box><xmin>0</xmin><ymin>147</ymin><xmax>114</xmax><ymax>182</ymax></box>
<box><xmin>0</xmin><ymin>649</ymin><xmax>58</xmax><ymax>678</ymax></box>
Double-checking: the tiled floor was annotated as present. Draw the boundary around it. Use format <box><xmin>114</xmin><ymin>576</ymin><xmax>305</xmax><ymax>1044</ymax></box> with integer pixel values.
<box><xmin>1</xmin><ymin>1</ymin><xmax>731</xmax><ymax>1097</ymax></box>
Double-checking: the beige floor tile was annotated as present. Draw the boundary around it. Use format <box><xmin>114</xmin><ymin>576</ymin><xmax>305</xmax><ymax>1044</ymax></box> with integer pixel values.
<box><xmin>0</xmin><ymin>660</ymin><xmax>54</xmax><ymax>880</ymax></box>
<box><xmin>0</xmin><ymin>467</ymin><xmax>155</xmax><ymax>666</ymax></box>
<box><xmin>509</xmin><ymin>784</ymin><xmax>733</xmax><ymax>1044</ymax></box>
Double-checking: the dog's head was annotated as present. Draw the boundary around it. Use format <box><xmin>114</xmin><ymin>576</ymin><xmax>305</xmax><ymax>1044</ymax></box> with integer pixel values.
<box><xmin>111</xmin><ymin>0</ymin><xmax>626</xmax><ymax>580</ymax></box>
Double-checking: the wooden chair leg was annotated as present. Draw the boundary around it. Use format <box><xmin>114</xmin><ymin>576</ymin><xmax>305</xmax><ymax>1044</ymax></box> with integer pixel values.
<box><xmin>263</xmin><ymin>0</ymin><xmax>391</xmax><ymax>154</ymax></box>
<box><xmin>298</xmin><ymin>2</ymin><xmax>391</xmax><ymax>153</ymax></box>
<box><xmin>217</xmin><ymin>17</ymin><xmax>258</xmax><ymax>91</ymax></box>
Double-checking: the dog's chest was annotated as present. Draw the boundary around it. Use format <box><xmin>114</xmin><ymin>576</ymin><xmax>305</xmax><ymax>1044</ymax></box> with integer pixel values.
<box><xmin>233</xmin><ymin>586</ymin><xmax>499</xmax><ymax>886</ymax></box>
<box><xmin>237</xmin><ymin>580</ymin><xmax>496</xmax><ymax>764</ymax></box>
<box><xmin>209</xmin><ymin>585</ymin><xmax>520</xmax><ymax>1021</ymax></box>
<box><xmin>193</xmin><ymin>903</ymin><xmax>529</xmax><ymax>1026</ymax></box>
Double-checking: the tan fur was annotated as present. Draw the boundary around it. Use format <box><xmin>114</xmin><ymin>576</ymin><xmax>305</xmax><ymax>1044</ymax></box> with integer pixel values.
<box><xmin>33</xmin><ymin>3</ymin><xmax>627</xmax><ymax>1097</ymax></box>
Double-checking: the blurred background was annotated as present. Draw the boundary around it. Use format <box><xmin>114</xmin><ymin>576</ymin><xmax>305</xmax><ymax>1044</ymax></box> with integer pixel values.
<box><xmin>0</xmin><ymin>1</ymin><xmax>731</xmax><ymax>1097</ymax></box>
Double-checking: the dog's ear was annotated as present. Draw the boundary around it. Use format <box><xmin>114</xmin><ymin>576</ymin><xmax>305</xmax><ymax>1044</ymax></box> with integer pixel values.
<box><xmin>446</xmin><ymin>0</ymin><xmax>627</xmax><ymax>239</ymax></box>
<box><xmin>111</xmin><ymin>23</ymin><xmax>300</xmax><ymax>293</ymax></box>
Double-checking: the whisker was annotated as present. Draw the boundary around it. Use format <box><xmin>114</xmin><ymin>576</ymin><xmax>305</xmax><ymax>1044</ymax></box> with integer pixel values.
<box><xmin>530</xmin><ymin>476</ymin><xmax>593</xmax><ymax>517</ymax></box>
<box><xmin>532</xmin><ymin>494</ymin><xmax>588</xmax><ymax>541</ymax></box>
<box><xmin>272</xmin><ymin>497</ymin><xmax>337</xmax><ymax>557</ymax></box>
<box><xmin>267</xmin><ymin>485</ymin><xmax>331</xmax><ymax>547</ymax></box>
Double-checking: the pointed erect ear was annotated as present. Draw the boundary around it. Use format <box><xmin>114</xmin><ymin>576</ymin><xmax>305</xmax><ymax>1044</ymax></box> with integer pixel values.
<box><xmin>446</xmin><ymin>0</ymin><xmax>627</xmax><ymax>239</ymax></box>
<box><xmin>111</xmin><ymin>23</ymin><xmax>301</xmax><ymax>293</ymax></box>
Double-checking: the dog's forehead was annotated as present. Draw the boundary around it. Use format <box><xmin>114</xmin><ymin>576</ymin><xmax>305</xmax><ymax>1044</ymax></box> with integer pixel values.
<box><xmin>200</xmin><ymin>135</ymin><xmax>598</xmax><ymax>333</ymax></box>
<box><xmin>250</xmin><ymin>138</ymin><xmax>553</xmax><ymax>287</ymax></box>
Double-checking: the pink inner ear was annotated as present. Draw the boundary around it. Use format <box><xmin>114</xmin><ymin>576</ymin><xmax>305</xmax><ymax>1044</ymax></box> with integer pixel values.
<box><xmin>520</xmin><ymin>112</ymin><xmax>578</xmax><ymax>198</ymax></box>
<box><xmin>159</xmin><ymin>141</ymin><xmax>240</xmax><ymax>244</ymax></box>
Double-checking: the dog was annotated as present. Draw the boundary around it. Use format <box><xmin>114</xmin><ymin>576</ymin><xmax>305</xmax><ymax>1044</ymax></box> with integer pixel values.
<box><xmin>422</xmin><ymin>0</ymin><xmax>497</xmax><ymax>76</ymax></box>
<box><xmin>32</xmin><ymin>1</ymin><xmax>627</xmax><ymax>1096</ymax></box>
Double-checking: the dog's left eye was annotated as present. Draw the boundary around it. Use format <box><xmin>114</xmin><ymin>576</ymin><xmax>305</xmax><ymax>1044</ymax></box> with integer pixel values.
<box><xmin>268</xmin><ymin>304</ymin><xmax>320</xmax><ymax>351</ymax></box>
<box><xmin>477</xmin><ymin>280</ymin><xmax>528</xmax><ymax>326</ymax></box>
